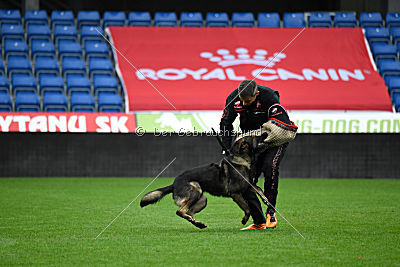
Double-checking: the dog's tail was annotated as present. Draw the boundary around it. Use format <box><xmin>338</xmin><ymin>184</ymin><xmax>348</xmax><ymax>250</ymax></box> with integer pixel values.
<box><xmin>140</xmin><ymin>184</ymin><xmax>174</xmax><ymax>207</ymax></box>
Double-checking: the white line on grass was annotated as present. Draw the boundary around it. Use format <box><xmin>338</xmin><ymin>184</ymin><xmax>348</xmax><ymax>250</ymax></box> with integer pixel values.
<box><xmin>95</xmin><ymin>27</ymin><xmax>177</xmax><ymax>110</ymax></box>
<box><xmin>223</xmin><ymin>158</ymin><xmax>305</xmax><ymax>239</ymax></box>
<box><xmin>94</xmin><ymin>157</ymin><xmax>177</xmax><ymax>240</ymax></box>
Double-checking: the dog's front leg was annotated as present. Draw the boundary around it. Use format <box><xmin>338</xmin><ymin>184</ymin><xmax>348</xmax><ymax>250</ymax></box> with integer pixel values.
<box><xmin>231</xmin><ymin>193</ymin><xmax>251</xmax><ymax>225</ymax></box>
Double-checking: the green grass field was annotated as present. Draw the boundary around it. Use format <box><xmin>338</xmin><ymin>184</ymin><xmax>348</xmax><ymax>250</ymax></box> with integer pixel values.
<box><xmin>0</xmin><ymin>178</ymin><xmax>399</xmax><ymax>266</ymax></box>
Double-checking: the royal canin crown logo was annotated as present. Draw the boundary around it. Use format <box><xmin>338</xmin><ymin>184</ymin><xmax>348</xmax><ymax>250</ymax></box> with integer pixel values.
<box><xmin>200</xmin><ymin>48</ymin><xmax>286</xmax><ymax>68</ymax></box>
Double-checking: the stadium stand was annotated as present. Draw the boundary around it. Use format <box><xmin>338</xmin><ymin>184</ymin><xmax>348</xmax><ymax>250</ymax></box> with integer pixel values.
<box><xmin>0</xmin><ymin>9</ymin><xmax>399</xmax><ymax>112</ymax></box>
<box><xmin>0</xmin><ymin>91</ymin><xmax>12</xmax><ymax>111</ymax></box>
<box><xmin>0</xmin><ymin>9</ymin><xmax>22</xmax><ymax>24</ymax></box>
<box><xmin>154</xmin><ymin>12</ymin><xmax>178</xmax><ymax>26</ymax></box>
<box><xmin>333</xmin><ymin>12</ymin><xmax>357</xmax><ymax>27</ymax></box>
<box><xmin>77</xmin><ymin>11</ymin><xmax>101</xmax><ymax>28</ymax></box>
<box><xmin>128</xmin><ymin>11</ymin><xmax>151</xmax><ymax>26</ymax></box>
<box><xmin>386</xmin><ymin>12</ymin><xmax>400</xmax><ymax>28</ymax></box>
<box><xmin>103</xmin><ymin>11</ymin><xmax>126</xmax><ymax>27</ymax></box>
<box><xmin>232</xmin><ymin>12</ymin><xmax>255</xmax><ymax>27</ymax></box>
<box><xmin>24</xmin><ymin>10</ymin><xmax>48</xmax><ymax>26</ymax></box>
<box><xmin>39</xmin><ymin>76</ymin><xmax>65</xmax><ymax>94</ymax></box>
<box><xmin>0</xmin><ymin>59</ymin><xmax>4</xmax><ymax>76</ymax></box>
<box><xmin>14</xmin><ymin>91</ymin><xmax>40</xmax><ymax>111</ymax></box>
<box><xmin>308</xmin><ymin>12</ymin><xmax>332</xmax><ymax>27</ymax></box>
<box><xmin>205</xmin><ymin>12</ymin><xmax>229</xmax><ymax>27</ymax></box>
<box><xmin>27</xmin><ymin>24</ymin><xmax>52</xmax><ymax>43</ymax></box>
<box><xmin>43</xmin><ymin>91</ymin><xmax>68</xmax><ymax>111</ymax></box>
<box><xmin>360</xmin><ymin>12</ymin><xmax>383</xmax><ymax>28</ymax></box>
<box><xmin>0</xmin><ymin>75</ymin><xmax>10</xmax><ymax>92</ymax></box>
<box><xmin>257</xmin><ymin>13</ymin><xmax>280</xmax><ymax>27</ymax></box>
<box><xmin>70</xmin><ymin>91</ymin><xmax>95</xmax><ymax>112</ymax></box>
<box><xmin>180</xmin><ymin>12</ymin><xmax>203</xmax><ymax>27</ymax></box>
<box><xmin>50</xmin><ymin>10</ymin><xmax>74</xmax><ymax>27</ymax></box>
<box><xmin>283</xmin><ymin>12</ymin><xmax>306</xmax><ymax>27</ymax></box>
<box><xmin>1</xmin><ymin>23</ymin><xmax>25</xmax><ymax>42</ymax></box>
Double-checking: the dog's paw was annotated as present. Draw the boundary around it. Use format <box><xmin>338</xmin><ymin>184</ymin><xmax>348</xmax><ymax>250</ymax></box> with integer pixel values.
<box><xmin>195</xmin><ymin>222</ymin><xmax>207</xmax><ymax>229</ymax></box>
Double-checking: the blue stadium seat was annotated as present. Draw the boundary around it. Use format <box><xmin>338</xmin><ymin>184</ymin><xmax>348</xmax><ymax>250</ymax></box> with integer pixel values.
<box><xmin>103</xmin><ymin>11</ymin><xmax>126</xmax><ymax>27</ymax></box>
<box><xmin>66</xmin><ymin>76</ymin><xmax>91</xmax><ymax>94</ymax></box>
<box><xmin>0</xmin><ymin>91</ymin><xmax>12</xmax><ymax>111</ymax></box>
<box><xmin>206</xmin><ymin>12</ymin><xmax>229</xmax><ymax>27</ymax></box>
<box><xmin>51</xmin><ymin>10</ymin><xmax>74</xmax><ymax>27</ymax></box>
<box><xmin>58</xmin><ymin>40</ymin><xmax>83</xmax><ymax>60</ymax></box>
<box><xmin>15</xmin><ymin>91</ymin><xmax>41</xmax><ymax>111</ymax></box>
<box><xmin>334</xmin><ymin>12</ymin><xmax>357</xmax><ymax>27</ymax></box>
<box><xmin>128</xmin><ymin>11</ymin><xmax>151</xmax><ymax>26</ymax></box>
<box><xmin>378</xmin><ymin>61</ymin><xmax>400</xmax><ymax>78</ymax></box>
<box><xmin>98</xmin><ymin>92</ymin><xmax>123</xmax><ymax>112</ymax></box>
<box><xmin>80</xmin><ymin>25</ymin><xmax>104</xmax><ymax>44</ymax></box>
<box><xmin>54</xmin><ymin>25</ymin><xmax>78</xmax><ymax>45</ymax></box>
<box><xmin>43</xmin><ymin>91</ymin><xmax>68</xmax><ymax>111</ymax></box>
<box><xmin>31</xmin><ymin>40</ymin><xmax>56</xmax><ymax>59</ymax></box>
<box><xmin>257</xmin><ymin>13</ymin><xmax>280</xmax><ymax>28</ymax></box>
<box><xmin>0</xmin><ymin>75</ymin><xmax>10</xmax><ymax>93</ymax></box>
<box><xmin>12</xmin><ymin>75</ymin><xmax>37</xmax><ymax>94</ymax></box>
<box><xmin>25</xmin><ymin>10</ymin><xmax>48</xmax><ymax>26</ymax></box>
<box><xmin>371</xmin><ymin>43</ymin><xmax>397</xmax><ymax>61</ymax></box>
<box><xmin>4</xmin><ymin>39</ymin><xmax>29</xmax><ymax>60</ymax></box>
<box><xmin>309</xmin><ymin>12</ymin><xmax>331</xmax><ymax>28</ymax></box>
<box><xmin>1</xmin><ymin>23</ymin><xmax>24</xmax><ymax>42</ymax></box>
<box><xmin>360</xmin><ymin>12</ymin><xmax>383</xmax><ymax>28</ymax></box>
<box><xmin>232</xmin><ymin>12</ymin><xmax>255</xmax><ymax>27</ymax></box>
<box><xmin>77</xmin><ymin>11</ymin><xmax>101</xmax><ymax>28</ymax></box>
<box><xmin>89</xmin><ymin>58</ymin><xmax>114</xmax><ymax>78</ymax></box>
<box><xmin>0</xmin><ymin>10</ymin><xmax>22</xmax><ymax>25</ymax></box>
<box><xmin>84</xmin><ymin>40</ymin><xmax>110</xmax><ymax>59</ymax></box>
<box><xmin>35</xmin><ymin>57</ymin><xmax>60</xmax><ymax>77</ymax></box>
<box><xmin>283</xmin><ymin>13</ymin><xmax>305</xmax><ymax>27</ymax></box>
<box><xmin>93</xmin><ymin>75</ymin><xmax>119</xmax><ymax>94</ymax></box>
<box><xmin>70</xmin><ymin>91</ymin><xmax>95</xmax><ymax>112</ymax></box>
<box><xmin>393</xmin><ymin>92</ymin><xmax>400</xmax><ymax>111</ymax></box>
<box><xmin>388</xmin><ymin>77</ymin><xmax>400</xmax><ymax>98</ymax></box>
<box><xmin>39</xmin><ymin>76</ymin><xmax>64</xmax><ymax>94</ymax></box>
<box><xmin>0</xmin><ymin>59</ymin><xmax>4</xmax><ymax>76</ymax></box>
<box><xmin>390</xmin><ymin>27</ymin><xmax>400</xmax><ymax>45</ymax></box>
<box><xmin>27</xmin><ymin>24</ymin><xmax>51</xmax><ymax>43</ymax></box>
<box><xmin>386</xmin><ymin>13</ymin><xmax>400</xmax><ymax>28</ymax></box>
<box><xmin>365</xmin><ymin>27</ymin><xmax>390</xmax><ymax>44</ymax></box>
<box><xmin>61</xmin><ymin>58</ymin><xmax>86</xmax><ymax>78</ymax></box>
<box><xmin>180</xmin><ymin>12</ymin><xmax>203</xmax><ymax>27</ymax></box>
<box><xmin>7</xmin><ymin>56</ymin><xmax>32</xmax><ymax>76</ymax></box>
<box><xmin>154</xmin><ymin>12</ymin><xmax>178</xmax><ymax>27</ymax></box>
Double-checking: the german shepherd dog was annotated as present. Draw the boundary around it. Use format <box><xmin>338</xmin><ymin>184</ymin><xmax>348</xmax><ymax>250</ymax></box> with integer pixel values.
<box><xmin>140</xmin><ymin>134</ymin><xmax>270</xmax><ymax>229</ymax></box>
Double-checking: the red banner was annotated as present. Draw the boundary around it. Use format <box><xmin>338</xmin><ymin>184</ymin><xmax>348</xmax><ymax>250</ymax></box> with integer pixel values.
<box><xmin>108</xmin><ymin>27</ymin><xmax>392</xmax><ymax>111</ymax></box>
<box><xmin>0</xmin><ymin>112</ymin><xmax>137</xmax><ymax>133</ymax></box>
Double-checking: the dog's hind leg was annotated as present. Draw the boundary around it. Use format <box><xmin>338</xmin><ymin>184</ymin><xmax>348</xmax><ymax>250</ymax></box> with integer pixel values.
<box><xmin>231</xmin><ymin>193</ymin><xmax>251</xmax><ymax>225</ymax></box>
<box><xmin>176</xmin><ymin>198</ymin><xmax>207</xmax><ymax>229</ymax></box>
<box><xmin>175</xmin><ymin>182</ymin><xmax>207</xmax><ymax>229</ymax></box>
<box><xmin>187</xmin><ymin>194</ymin><xmax>207</xmax><ymax>216</ymax></box>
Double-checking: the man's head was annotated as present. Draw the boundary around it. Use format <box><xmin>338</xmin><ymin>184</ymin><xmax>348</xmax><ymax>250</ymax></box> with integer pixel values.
<box><xmin>238</xmin><ymin>79</ymin><xmax>259</xmax><ymax>106</ymax></box>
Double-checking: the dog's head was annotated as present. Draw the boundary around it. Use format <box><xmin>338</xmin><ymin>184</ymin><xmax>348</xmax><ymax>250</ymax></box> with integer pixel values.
<box><xmin>229</xmin><ymin>133</ymin><xmax>269</xmax><ymax>164</ymax></box>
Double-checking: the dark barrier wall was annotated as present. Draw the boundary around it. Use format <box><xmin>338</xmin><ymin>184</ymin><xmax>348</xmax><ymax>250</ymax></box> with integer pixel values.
<box><xmin>0</xmin><ymin>133</ymin><xmax>399</xmax><ymax>178</ymax></box>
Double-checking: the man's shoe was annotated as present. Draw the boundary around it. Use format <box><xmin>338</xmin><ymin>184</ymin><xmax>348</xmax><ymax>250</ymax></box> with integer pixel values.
<box><xmin>266</xmin><ymin>211</ymin><xmax>278</xmax><ymax>229</ymax></box>
<box><xmin>240</xmin><ymin>223</ymin><xmax>266</xmax><ymax>230</ymax></box>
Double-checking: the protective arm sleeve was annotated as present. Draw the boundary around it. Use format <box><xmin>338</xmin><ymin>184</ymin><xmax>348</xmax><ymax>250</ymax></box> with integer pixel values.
<box><xmin>263</xmin><ymin>104</ymin><xmax>298</xmax><ymax>147</ymax></box>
